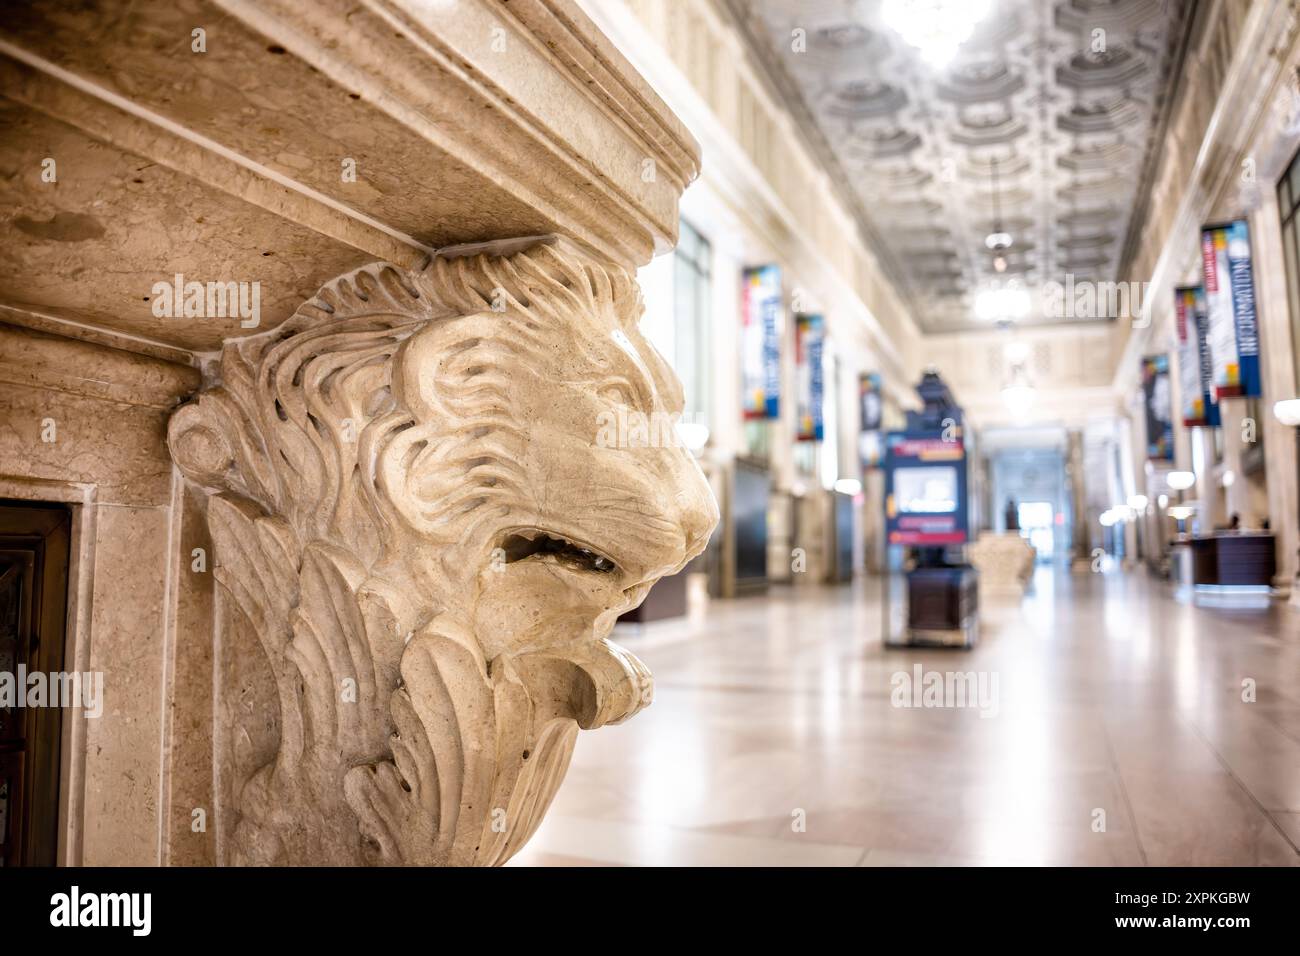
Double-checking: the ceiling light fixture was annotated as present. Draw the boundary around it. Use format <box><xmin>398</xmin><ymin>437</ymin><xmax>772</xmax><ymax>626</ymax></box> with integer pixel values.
<box><xmin>984</xmin><ymin>156</ymin><xmax>1012</xmax><ymax>272</ymax></box>
<box><xmin>976</xmin><ymin>283</ymin><xmax>1031</xmax><ymax>322</ymax></box>
<box><xmin>1000</xmin><ymin>382</ymin><xmax>1035</xmax><ymax>412</ymax></box>
<box><xmin>1000</xmin><ymin>356</ymin><xmax>1036</xmax><ymax>415</ymax></box>
<box><xmin>999</xmin><ymin>328</ymin><xmax>1037</xmax><ymax>415</ymax></box>
<box><xmin>882</xmin><ymin>0</ymin><xmax>991</xmax><ymax>68</ymax></box>
<box><xmin>1004</xmin><ymin>340</ymin><xmax>1030</xmax><ymax>363</ymax></box>
<box><xmin>1166</xmin><ymin>470</ymin><xmax>1196</xmax><ymax>491</ymax></box>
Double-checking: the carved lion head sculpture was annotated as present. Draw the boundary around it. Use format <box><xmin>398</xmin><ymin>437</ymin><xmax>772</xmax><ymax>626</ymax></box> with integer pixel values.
<box><xmin>169</xmin><ymin>239</ymin><xmax>717</xmax><ymax>865</ymax></box>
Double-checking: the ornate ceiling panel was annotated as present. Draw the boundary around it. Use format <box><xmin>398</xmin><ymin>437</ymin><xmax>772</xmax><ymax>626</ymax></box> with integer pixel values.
<box><xmin>730</xmin><ymin>0</ymin><xmax>1192</xmax><ymax>332</ymax></box>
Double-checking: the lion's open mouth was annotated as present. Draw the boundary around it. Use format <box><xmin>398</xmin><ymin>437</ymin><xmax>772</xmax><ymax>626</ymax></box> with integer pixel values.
<box><xmin>499</xmin><ymin>530</ymin><xmax>620</xmax><ymax>575</ymax></box>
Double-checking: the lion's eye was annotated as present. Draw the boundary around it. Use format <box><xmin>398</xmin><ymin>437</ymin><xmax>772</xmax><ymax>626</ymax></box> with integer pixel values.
<box><xmin>599</xmin><ymin>383</ymin><xmax>637</xmax><ymax>407</ymax></box>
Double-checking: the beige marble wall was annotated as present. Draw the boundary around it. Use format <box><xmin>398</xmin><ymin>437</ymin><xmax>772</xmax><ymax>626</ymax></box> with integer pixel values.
<box><xmin>587</xmin><ymin>0</ymin><xmax>920</xmax><ymax>412</ymax></box>
<box><xmin>79</xmin><ymin>505</ymin><xmax>169</xmax><ymax>864</ymax></box>
<box><xmin>1250</xmin><ymin>193</ymin><xmax>1300</xmax><ymax>588</ymax></box>
<box><xmin>161</xmin><ymin>482</ymin><xmax>216</xmax><ymax>866</ymax></box>
<box><xmin>0</xmin><ymin>321</ymin><xmax>200</xmax><ymax>864</ymax></box>
<box><xmin>924</xmin><ymin>323</ymin><xmax>1119</xmax><ymax>429</ymax></box>
<box><xmin>1113</xmin><ymin>0</ymin><xmax>1300</xmax><ymax>591</ymax></box>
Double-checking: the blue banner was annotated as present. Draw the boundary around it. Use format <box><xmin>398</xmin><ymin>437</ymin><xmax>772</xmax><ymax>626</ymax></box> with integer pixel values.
<box><xmin>1141</xmin><ymin>354</ymin><xmax>1174</xmax><ymax>461</ymax></box>
<box><xmin>1174</xmin><ymin>286</ymin><xmax>1221</xmax><ymax>428</ymax></box>
<box><xmin>1201</xmin><ymin>220</ymin><xmax>1261</xmax><ymax>398</ymax></box>
<box><xmin>741</xmin><ymin>265</ymin><xmax>782</xmax><ymax>419</ymax></box>
<box><xmin>796</xmin><ymin>313</ymin><xmax>824</xmax><ymax>441</ymax></box>
<box><xmin>859</xmin><ymin>372</ymin><xmax>883</xmax><ymax>468</ymax></box>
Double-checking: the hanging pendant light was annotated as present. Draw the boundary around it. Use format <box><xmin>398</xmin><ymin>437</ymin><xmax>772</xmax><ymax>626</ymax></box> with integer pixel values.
<box><xmin>985</xmin><ymin>156</ymin><xmax>1012</xmax><ymax>272</ymax></box>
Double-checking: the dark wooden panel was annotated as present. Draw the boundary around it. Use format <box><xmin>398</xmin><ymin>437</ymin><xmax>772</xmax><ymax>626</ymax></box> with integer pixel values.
<box><xmin>0</xmin><ymin>500</ymin><xmax>71</xmax><ymax>867</ymax></box>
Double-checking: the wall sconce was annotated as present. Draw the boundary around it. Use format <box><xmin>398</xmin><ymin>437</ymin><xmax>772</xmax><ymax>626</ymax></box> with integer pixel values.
<box><xmin>1273</xmin><ymin>399</ymin><xmax>1300</xmax><ymax>425</ymax></box>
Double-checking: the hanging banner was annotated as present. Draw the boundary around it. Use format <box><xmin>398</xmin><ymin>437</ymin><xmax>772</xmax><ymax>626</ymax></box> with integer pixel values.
<box><xmin>1141</xmin><ymin>354</ymin><xmax>1174</xmax><ymax>461</ymax></box>
<box><xmin>1200</xmin><ymin>220</ymin><xmax>1261</xmax><ymax>398</ymax></box>
<box><xmin>741</xmin><ymin>265</ymin><xmax>782</xmax><ymax>419</ymax></box>
<box><xmin>795</xmin><ymin>313</ymin><xmax>824</xmax><ymax>441</ymax></box>
<box><xmin>859</xmin><ymin>372</ymin><xmax>883</xmax><ymax>468</ymax></box>
<box><xmin>1174</xmin><ymin>286</ymin><xmax>1221</xmax><ymax>428</ymax></box>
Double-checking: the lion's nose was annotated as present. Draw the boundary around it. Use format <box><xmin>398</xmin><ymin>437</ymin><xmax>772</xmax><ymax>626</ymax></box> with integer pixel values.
<box><xmin>647</xmin><ymin>445</ymin><xmax>719</xmax><ymax>573</ymax></box>
<box><xmin>673</xmin><ymin>470</ymin><xmax>719</xmax><ymax>562</ymax></box>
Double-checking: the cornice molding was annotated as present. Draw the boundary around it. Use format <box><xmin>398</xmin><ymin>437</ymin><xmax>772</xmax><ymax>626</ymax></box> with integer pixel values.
<box><xmin>0</xmin><ymin>0</ymin><xmax>699</xmax><ymax>354</ymax></box>
<box><xmin>0</xmin><ymin>322</ymin><xmax>199</xmax><ymax>410</ymax></box>
<box><xmin>1115</xmin><ymin>0</ymin><xmax>1203</xmax><ymax>283</ymax></box>
<box><xmin>219</xmin><ymin>0</ymin><xmax>700</xmax><ymax>260</ymax></box>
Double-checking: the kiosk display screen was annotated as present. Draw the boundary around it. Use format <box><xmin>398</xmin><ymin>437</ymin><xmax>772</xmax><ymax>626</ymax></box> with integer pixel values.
<box><xmin>893</xmin><ymin>466</ymin><xmax>959</xmax><ymax>514</ymax></box>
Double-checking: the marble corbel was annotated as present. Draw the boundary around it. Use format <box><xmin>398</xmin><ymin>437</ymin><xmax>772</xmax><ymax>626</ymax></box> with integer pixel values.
<box><xmin>167</xmin><ymin>238</ymin><xmax>718</xmax><ymax>865</ymax></box>
<box><xmin>1</xmin><ymin>0</ymin><xmax>706</xmax><ymax>865</ymax></box>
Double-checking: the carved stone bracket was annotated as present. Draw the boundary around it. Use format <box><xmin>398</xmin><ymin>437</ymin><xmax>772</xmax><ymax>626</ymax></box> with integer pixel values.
<box><xmin>169</xmin><ymin>238</ymin><xmax>717</xmax><ymax>865</ymax></box>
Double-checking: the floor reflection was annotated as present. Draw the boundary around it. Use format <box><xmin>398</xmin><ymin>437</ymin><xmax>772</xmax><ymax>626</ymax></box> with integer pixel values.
<box><xmin>511</xmin><ymin>567</ymin><xmax>1300</xmax><ymax>866</ymax></box>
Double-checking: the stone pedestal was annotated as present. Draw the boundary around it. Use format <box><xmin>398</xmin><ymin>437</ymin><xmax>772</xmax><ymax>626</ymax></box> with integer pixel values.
<box><xmin>968</xmin><ymin>531</ymin><xmax>1036</xmax><ymax>599</ymax></box>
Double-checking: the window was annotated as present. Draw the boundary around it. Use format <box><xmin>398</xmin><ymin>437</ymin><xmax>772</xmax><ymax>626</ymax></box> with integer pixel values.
<box><xmin>672</xmin><ymin>220</ymin><xmax>711</xmax><ymax>431</ymax></box>
<box><xmin>1276</xmin><ymin>147</ymin><xmax>1300</xmax><ymax>391</ymax></box>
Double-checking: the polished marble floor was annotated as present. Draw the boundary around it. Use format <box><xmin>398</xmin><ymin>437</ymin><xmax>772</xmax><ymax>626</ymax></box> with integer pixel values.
<box><xmin>511</xmin><ymin>567</ymin><xmax>1300</xmax><ymax>866</ymax></box>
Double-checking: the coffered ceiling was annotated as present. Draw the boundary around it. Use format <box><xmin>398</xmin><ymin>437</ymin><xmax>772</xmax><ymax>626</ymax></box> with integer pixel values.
<box><xmin>728</xmin><ymin>0</ymin><xmax>1193</xmax><ymax>332</ymax></box>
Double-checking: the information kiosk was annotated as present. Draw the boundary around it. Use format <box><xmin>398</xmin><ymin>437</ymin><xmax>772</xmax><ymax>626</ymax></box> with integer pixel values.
<box><xmin>881</xmin><ymin>371</ymin><xmax>979</xmax><ymax>647</ymax></box>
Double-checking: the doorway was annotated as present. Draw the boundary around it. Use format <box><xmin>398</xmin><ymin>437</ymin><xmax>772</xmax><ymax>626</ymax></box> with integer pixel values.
<box><xmin>0</xmin><ymin>501</ymin><xmax>71</xmax><ymax>866</ymax></box>
<box><xmin>1017</xmin><ymin>500</ymin><xmax>1056</xmax><ymax>561</ymax></box>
